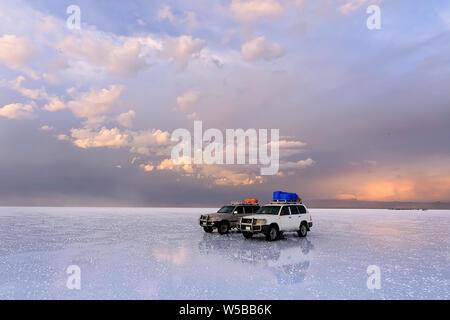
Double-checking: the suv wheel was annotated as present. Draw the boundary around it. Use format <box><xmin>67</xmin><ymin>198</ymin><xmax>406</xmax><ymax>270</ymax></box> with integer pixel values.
<box><xmin>203</xmin><ymin>227</ymin><xmax>213</xmax><ymax>233</ymax></box>
<box><xmin>243</xmin><ymin>232</ymin><xmax>253</xmax><ymax>239</ymax></box>
<box><xmin>218</xmin><ymin>221</ymin><xmax>229</xmax><ymax>234</ymax></box>
<box><xmin>298</xmin><ymin>223</ymin><xmax>308</xmax><ymax>237</ymax></box>
<box><xmin>265</xmin><ymin>225</ymin><xmax>279</xmax><ymax>241</ymax></box>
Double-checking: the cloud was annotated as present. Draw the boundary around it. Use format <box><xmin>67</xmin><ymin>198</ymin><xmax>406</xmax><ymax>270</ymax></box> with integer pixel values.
<box><xmin>324</xmin><ymin>165</ymin><xmax>450</xmax><ymax>202</ymax></box>
<box><xmin>157</xmin><ymin>5</ymin><xmax>176</xmax><ymax>23</ymax></box>
<box><xmin>39</xmin><ymin>125</ymin><xmax>53</xmax><ymax>131</ymax></box>
<box><xmin>131</xmin><ymin>156</ymin><xmax>139</xmax><ymax>164</ymax></box>
<box><xmin>0</xmin><ymin>34</ymin><xmax>38</xmax><ymax>78</ymax></box>
<box><xmin>160</xmin><ymin>35</ymin><xmax>206</xmax><ymax>66</ymax></box>
<box><xmin>176</xmin><ymin>91</ymin><xmax>200</xmax><ymax>111</ymax></box>
<box><xmin>0</xmin><ymin>103</ymin><xmax>34</xmax><ymax>120</ymax></box>
<box><xmin>43</xmin><ymin>96</ymin><xmax>65</xmax><ymax>112</ymax></box>
<box><xmin>280</xmin><ymin>158</ymin><xmax>315</xmax><ymax>170</ymax></box>
<box><xmin>358</xmin><ymin>179</ymin><xmax>416</xmax><ymax>201</ymax></box>
<box><xmin>42</xmin><ymin>73</ymin><xmax>59</xmax><ymax>85</ymax></box>
<box><xmin>0</xmin><ymin>76</ymin><xmax>65</xmax><ymax>111</ymax></box>
<box><xmin>67</xmin><ymin>85</ymin><xmax>124</xmax><ymax>124</ymax></box>
<box><xmin>183</xmin><ymin>12</ymin><xmax>199</xmax><ymax>33</ymax></box>
<box><xmin>0</xmin><ymin>4</ymin><xmax>212</xmax><ymax>79</ymax></box>
<box><xmin>157</xmin><ymin>158</ymin><xmax>194</xmax><ymax>174</ymax></box>
<box><xmin>230</xmin><ymin>0</ymin><xmax>284</xmax><ymax>21</ymax></box>
<box><xmin>155</xmin><ymin>155</ymin><xmax>265</xmax><ymax>186</ymax></box>
<box><xmin>55</xmin><ymin>134</ymin><xmax>70</xmax><ymax>141</ymax></box>
<box><xmin>116</xmin><ymin>110</ymin><xmax>136</xmax><ymax>128</ymax></box>
<box><xmin>157</xmin><ymin>5</ymin><xmax>198</xmax><ymax>33</ymax></box>
<box><xmin>106</xmin><ymin>40</ymin><xmax>150</xmax><ymax>77</ymax></box>
<box><xmin>276</xmin><ymin>139</ymin><xmax>308</xmax><ymax>157</ymax></box>
<box><xmin>57</xmin><ymin>34</ymin><xmax>151</xmax><ymax>77</ymax></box>
<box><xmin>59</xmin><ymin>122</ymin><xmax>172</xmax><ymax>165</ymax></box>
<box><xmin>278</xmin><ymin>140</ymin><xmax>307</xmax><ymax>149</ymax></box>
<box><xmin>241</xmin><ymin>36</ymin><xmax>285</xmax><ymax>61</ymax></box>
<box><xmin>71</xmin><ymin>127</ymin><xmax>129</xmax><ymax>149</ymax></box>
<box><xmin>38</xmin><ymin>14</ymin><xmax>58</xmax><ymax>34</ymax></box>
<box><xmin>136</xmin><ymin>19</ymin><xmax>146</xmax><ymax>26</ymax></box>
<box><xmin>138</xmin><ymin>135</ymin><xmax>311</xmax><ymax>185</ymax></box>
<box><xmin>130</xmin><ymin>129</ymin><xmax>171</xmax><ymax>156</ymax></box>
<box><xmin>276</xmin><ymin>158</ymin><xmax>315</xmax><ymax>176</ymax></box>
<box><xmin>338</xmin><ymin>0</ymin><xmax>370</xmax><ymax>14</ymax></box>
<box><xmin>139</xmin><ymin>162</ymin><xmax>155</xmax><ymax>172</ymax></box>
<box><xmin>186</xmin><ymin>112</ymin><xmax>199</xmax><ymax>120</ymax></box>
<box><xmin>1</xmin><ymin>76</ymin><xmax>45</xmax><ymax>99</ymax></box>
<box><xmin>198</xmin><ymin>165</ymin><xmax>263</xmax><ymax>186</ymax></box>
<box><xmin>336</xmin><ymin>193</ymin><xmax>358</xmax><ymax>200</ymax></box>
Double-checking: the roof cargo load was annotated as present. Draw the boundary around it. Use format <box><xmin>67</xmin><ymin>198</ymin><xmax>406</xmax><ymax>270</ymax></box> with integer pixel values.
<box><xmin>245</xmin><ymin>198</ymin><xmax>259</xmax><ymax>204</ymax></box>
<box><xmin>273</xmin><ymin>191</ymin><xmax>300</xmax><ymax>202</ymax></box>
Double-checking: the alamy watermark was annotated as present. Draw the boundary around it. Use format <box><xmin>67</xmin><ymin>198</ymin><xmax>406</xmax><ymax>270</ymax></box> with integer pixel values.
<box><xmin>366</xmin><ymin>5</ymin><xmax>381</xmax><ymax>30</ymax></box>
<box><xmin>66</xmin><ymin>5</ymin><xmax>81</xmax><ymax>30</ymax></box>
<box><xmin>366</xmin><ymin>265</ymin><xmax>381</xmax><ymax>290</ymax></box>
<box><xmin>171</xmin><ymin>121</ymin><xmax>280</xmax><ymax>175</ymax></box>
<box><xmin>66</xmin><ymin>265</ymin><xmax>81</xmax><ymax>290</ymax></box>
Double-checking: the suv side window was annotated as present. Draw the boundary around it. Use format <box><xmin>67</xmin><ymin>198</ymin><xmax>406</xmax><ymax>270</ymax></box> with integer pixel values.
<box><xmin>248</xmin><ymin>206</ymin><xmax>259</xmax><ymax>213</ymax></box>
<box><xmin>297</xmin><ymin>205</ymin><xmax>307</xmax><ymax>214</ymax></box>
<box><xmin>280</xmin><ymin>206</ymin><xmax>290</xmax><ymax>216</ymax></box>
<box><xmin>235</xmin><ymin>206</ymin><xmax>245</xmax><ymax>214</ymax></box>
<box><xmin>244</xmin><ymin>206</ymin><xmax>253</xmax><ymax>214</ymax></box>
<box><xmin>289</xmin><ymin>206</ymin><xmax>299</xmax><ymax>215</ymax></box>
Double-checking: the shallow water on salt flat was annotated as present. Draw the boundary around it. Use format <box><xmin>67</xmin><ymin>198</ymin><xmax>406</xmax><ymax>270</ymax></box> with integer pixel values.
<box><xmin>0</xmin><ymin>207</ymin><xmax>448</xmax><ymax>299</ymax></box>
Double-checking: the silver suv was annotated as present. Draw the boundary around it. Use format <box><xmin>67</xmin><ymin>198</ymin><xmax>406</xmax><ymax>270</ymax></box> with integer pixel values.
<box><xmin>199</xmin><ymin>201</ymin><xmax>260</xmax><ymax>234</ymax></box>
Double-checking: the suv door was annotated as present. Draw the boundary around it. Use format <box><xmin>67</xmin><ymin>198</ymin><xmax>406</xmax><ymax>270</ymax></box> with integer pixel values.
<box><xmin>298</xmin><ymin>205</ymin><xmax>307</xmax><ymax>214</ymax></box>
<box><xmin>244</xmin><ymin>206</ymin><xmax>256</xmax><ymax>215</ymax></box>
<box><xmin>297</xmin><ymin>204</ymin><xmax>310</xmax><ymax>226</ymax></box>
<box><xmin>233</xmin><ymin>206</ymin><xmax>246</xmax><ymax>221</ymax></box>
<box><xmin>289</xmin><ymin>205</ymin><xmax>301</xmax><ymax>230</ymax></box>
<box><xmin>235</xmin><ymin>206</ymin><xmax>245</xmax><ymax>214</ymax></box>
<box><xmin>279</xmin><ymin>206</ymin><xmax>292</xmax><ymax>231</ymax></box>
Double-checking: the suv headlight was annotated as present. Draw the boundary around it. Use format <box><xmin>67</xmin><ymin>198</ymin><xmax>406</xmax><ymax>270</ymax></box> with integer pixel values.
<box><xmin>254</xmin><ymin>219</ymin><xmax>267</xmax><ymax>225</ymax></box>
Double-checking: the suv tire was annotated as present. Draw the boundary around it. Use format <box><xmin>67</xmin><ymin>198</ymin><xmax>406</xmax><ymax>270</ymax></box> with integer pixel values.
<box><xmin>218</xmin><ymin>221</ymin><xmax>230</xmax><ymax>234</ymax></box>
<box><xmin>265</xmin><ymin>225</ymin><xmax>279</xmax><ymax>241</ymax></box>
<box><xmin>243</xmin><ymin>232</ymin><xmax>253</xmax><ymax>239</ymax></box>
<box><xmin>203</xmin><ymin>227</ymin><xmax>213</xmax><ymax>233</ymax></box>
<box><xmin>298</xmin><ymin>223</ymin><xmax>308</xmax><ymax>237</ymax></box>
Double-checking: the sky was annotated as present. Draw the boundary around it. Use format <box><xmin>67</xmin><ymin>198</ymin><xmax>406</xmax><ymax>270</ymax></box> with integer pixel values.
<box><xmin>0</xmin><ymin>0</ymin><xmax>449</xmax><ymax>206</ymax></box>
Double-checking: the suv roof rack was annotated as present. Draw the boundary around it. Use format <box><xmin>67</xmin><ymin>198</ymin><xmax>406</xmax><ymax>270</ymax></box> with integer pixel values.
<box><xmin>230</xmin><ymin>200</ymin><xmax>259</xmax><ymax>205</ymax></box>
<box><xmin>270</xmin><ymin>200</ymin><xmax>303</xmax><ymax>204</ymax></box>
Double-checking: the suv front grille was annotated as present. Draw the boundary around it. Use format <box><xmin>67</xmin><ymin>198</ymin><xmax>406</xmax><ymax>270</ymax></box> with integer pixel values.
<box><xmin>241</xmin><ymin>218</ymin><xmax>253</xmax><ymax>224</ymax></box>
<box><xmin>200</xmin><ymin>215</ymin><xmax>213</xmax><ymax>226</ymax></box>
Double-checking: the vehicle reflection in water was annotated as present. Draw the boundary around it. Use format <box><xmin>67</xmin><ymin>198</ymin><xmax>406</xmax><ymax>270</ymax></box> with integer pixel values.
<box><xmin>198</xmin><ymin>233</ymin><xmax>314</xmax><ymax>285</ymax></box>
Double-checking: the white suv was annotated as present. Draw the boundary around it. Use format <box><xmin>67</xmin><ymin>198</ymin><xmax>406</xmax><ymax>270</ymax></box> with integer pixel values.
<box><xmin>238</xmin><ymin>202</ymin><xmax>313</xmax><ymax>241</ymax></box>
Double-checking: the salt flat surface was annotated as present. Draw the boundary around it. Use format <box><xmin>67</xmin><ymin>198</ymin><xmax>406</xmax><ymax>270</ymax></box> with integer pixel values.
<box><xmin>0</xmin><ymin>207</ymin><xmax>448</xmax><ymax>299</ymax></box>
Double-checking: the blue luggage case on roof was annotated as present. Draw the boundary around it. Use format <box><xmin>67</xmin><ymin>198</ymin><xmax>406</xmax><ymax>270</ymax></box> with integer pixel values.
<box><xmin>273</xmin><ymin>191</ymin><xmax>282</xmax><ymax>200</ymax></box>
<box><xmin>273</xmin><ymin>191</ymin><xmax>299</xmax><ymax>202</ymax></box>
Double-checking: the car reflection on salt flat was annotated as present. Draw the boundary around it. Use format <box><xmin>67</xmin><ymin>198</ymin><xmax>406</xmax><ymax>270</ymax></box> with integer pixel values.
<box><xmin>198</xmin><ymin>233</ymin><xmax>314</xmax><ymax>285</ymax></box>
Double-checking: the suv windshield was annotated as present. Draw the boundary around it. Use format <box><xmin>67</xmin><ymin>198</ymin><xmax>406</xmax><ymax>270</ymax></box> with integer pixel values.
<box><xmin>256</xmin><ymin>206</ymin><xmax>280</xmax><ymax>215</ymax></box>
<box><xmin>217</xmin><ymin>206</ymin><xmax>235</xmax><ymax>213</ymax></box>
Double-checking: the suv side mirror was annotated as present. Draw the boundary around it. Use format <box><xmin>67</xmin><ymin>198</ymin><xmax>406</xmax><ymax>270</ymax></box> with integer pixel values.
<box><xmin>234</xmin><ymin>211</ymin><xmax>238</xmax><ymax>214</ymax></box>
